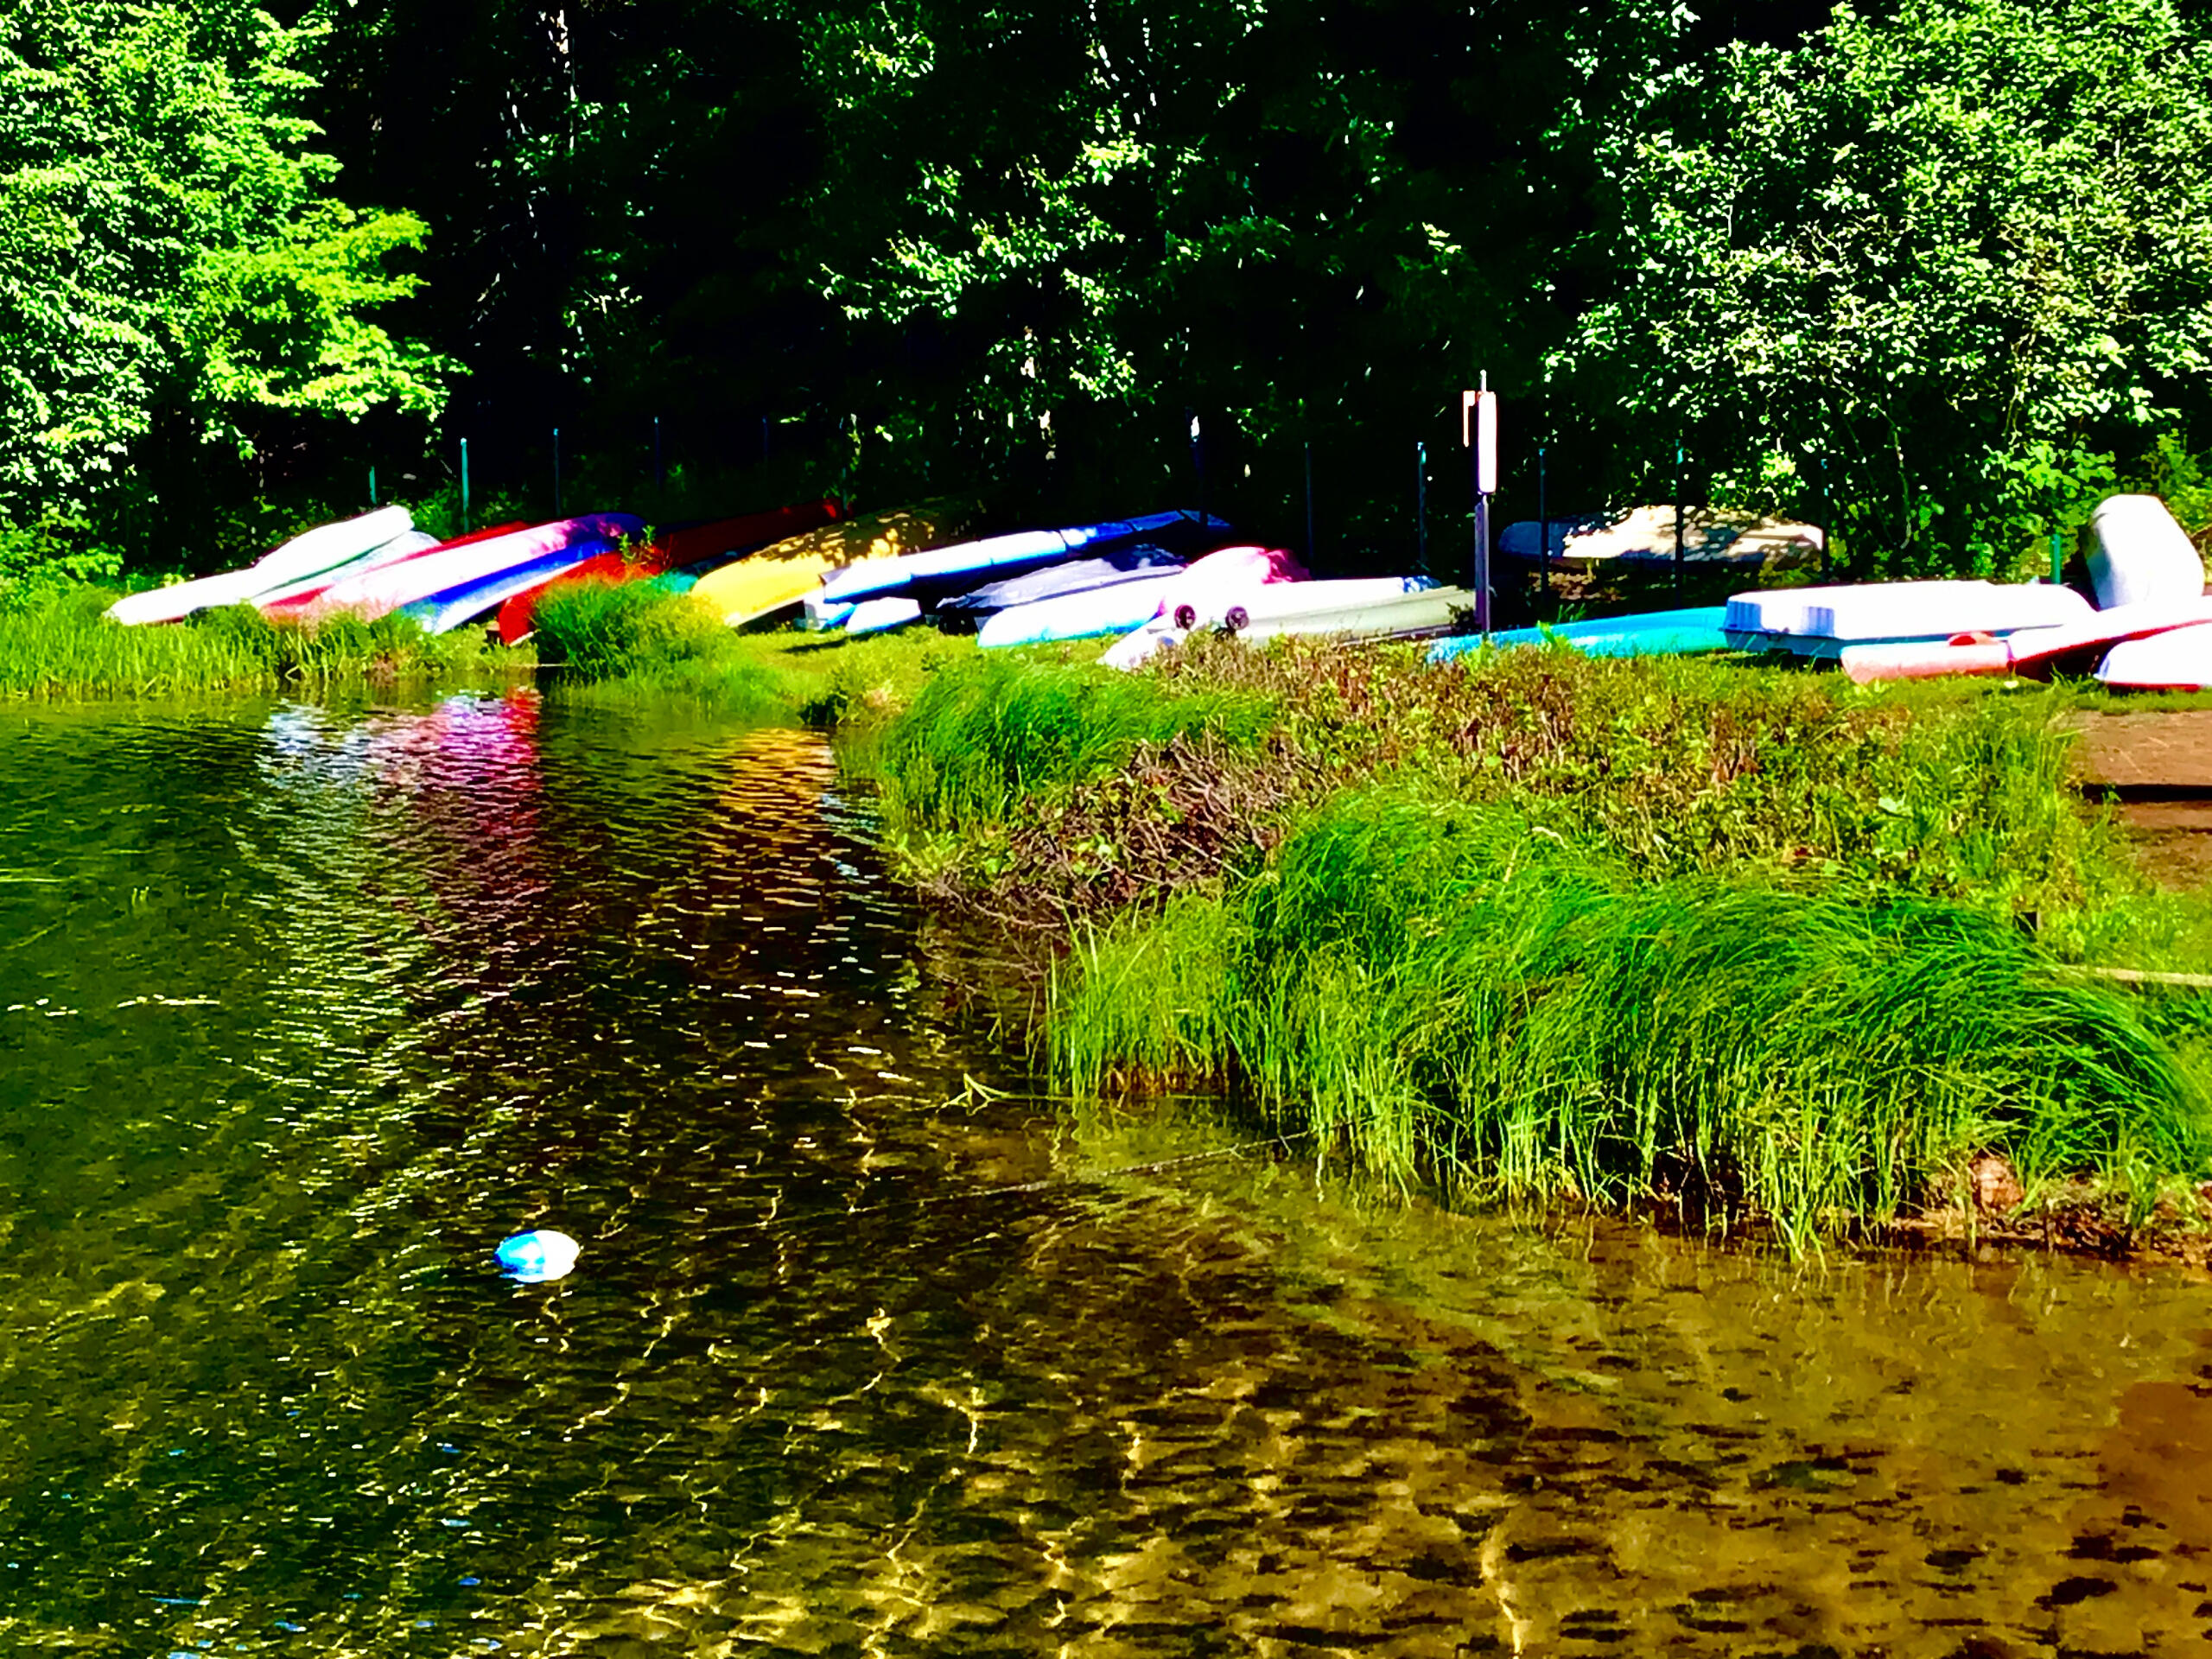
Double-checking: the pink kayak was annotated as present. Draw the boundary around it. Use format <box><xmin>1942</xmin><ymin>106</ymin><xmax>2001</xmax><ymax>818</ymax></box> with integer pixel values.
<box><xmin>310</xmin><ymin>514</ymin><xmax>639</xmax><ymax>622</ymax></box>
<box><xmin>1840</xmin><ymin>596</ymin><xmax>2212</xmax><ymax>684</ymax></box>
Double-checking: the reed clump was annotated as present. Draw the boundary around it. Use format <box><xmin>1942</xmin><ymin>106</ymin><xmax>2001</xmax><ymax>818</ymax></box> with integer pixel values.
<box><xmin>1054</xmin><ymin>791</ymin><xmax>2212</xmax><ymax>1250</ymax></box>
<box><xmin>871</xmin><ymin>651</ymin><xmax>1279</xmax><ymax>835</ymax></box>
<box><xmin>0</xmin><ymin>582</ymin><xmax>503</xmax><ymax>698</ymax></box>
<box><xmin>531</xmin><ymin>579</ymin><xmax>973</xmax><ymax>727</ymax></box>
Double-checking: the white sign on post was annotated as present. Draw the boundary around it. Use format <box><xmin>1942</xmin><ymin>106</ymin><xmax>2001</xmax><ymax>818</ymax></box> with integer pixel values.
<box><xmin>1463</xmin><ymin>389</ymin><xmax>1498</xmax><ymax>492</ymax></box>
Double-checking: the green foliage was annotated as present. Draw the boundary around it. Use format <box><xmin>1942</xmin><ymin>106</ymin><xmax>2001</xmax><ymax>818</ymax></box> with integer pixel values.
<box><xmin>529</xmin><ymin>582</ymin><xmax>731</xmax><ymax>680</ymax></box>
<box><xmin>872</xmin><ymin>651</ymin><xmax>1277</xmax><ymax>836</ymax></box>
<box><xmin>0</xmin><ymin>519</ymin><xmax>123</xmax><ymax>613</ymax></box>
<box><xmin>0</xmin><ymin>0</ymin><xmax>448</xmax><ymax>532</ymax></box>
<box><xmin>1054</xmin><ymin>791</ymin><xmax>2212</xmax><ymax>1248</ymax></box>
<box><xmin>1131</xmin><ymin>637</ymin><xmax>2133</xmax><ymax>922</ymax></box>
<box><xmin>1560</xmin><ymin>0</ymin><xmax>2212</xmax><ymax>575</ymax></box>
<box><xmin>531</xmin><ymin>578</ymin><xmax>973</xmax><ymax>726</ymax></box>
<box><xmin>0</xmin><ymin>582</ymin><xmax>502</xmax><ymax>698</ymax></box>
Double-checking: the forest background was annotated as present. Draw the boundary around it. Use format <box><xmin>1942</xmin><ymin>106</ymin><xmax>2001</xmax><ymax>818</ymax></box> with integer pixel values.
<box><xmin>7</xmin><ymin>0</ymin><xmax>2212</xmax><ymax>596</ymax></box>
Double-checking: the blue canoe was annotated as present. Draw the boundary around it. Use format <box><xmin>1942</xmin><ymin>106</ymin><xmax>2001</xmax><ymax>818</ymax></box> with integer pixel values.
<box><xmin>817</xmin><ymin>510</ymin><xmax>1231</xmax><ymax>607</ymax></box>
<box><xmin>1427</xmin><ymin>607</ymin><xmax>1731</xmax><ymax>664</ymax></box>
<box><xmin>936</xmin><ymin>544</ymin><xmax>1186</xmax><ymax>626</ymax></box>
<box><xmin>402</xmin><ymin>537</ymin><xmax>623</xmax><ymax>636</ymax></box>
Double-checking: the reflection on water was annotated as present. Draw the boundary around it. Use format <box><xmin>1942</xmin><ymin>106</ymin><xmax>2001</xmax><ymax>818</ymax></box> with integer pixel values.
<box><xmin>3</xmin><ymin>692</ymin><xmax>2212</xmax><ymax>1656</ymax></box>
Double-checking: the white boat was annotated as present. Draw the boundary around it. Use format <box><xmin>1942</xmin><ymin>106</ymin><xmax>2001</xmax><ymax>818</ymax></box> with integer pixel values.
<box><xmin>1210</xmin><ymin>577</ymin><xmax>1455</xmax><ymax>641</ymax></box>
<box><xmin>314</xmin><ymin>514</ymin><xmax>641</xmax><ymax>622</ymax></box>
<box><xmin>107</xmin><ymin>506</ymin><xmax>415</xmax><ymax>625</ymax></box>
<box><xmin>1725</xmin><ymin>581</ymin><xmax>2092</xmax><ymax>658</ymax></box>
<box><xmin>2097</xmin><ymin>621</ymin><xmax>2212</xmax><ymax>689</ymax></box>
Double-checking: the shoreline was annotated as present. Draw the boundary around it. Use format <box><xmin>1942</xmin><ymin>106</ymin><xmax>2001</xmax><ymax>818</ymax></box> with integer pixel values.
<box><xmin>21</xmin><ymin>575</ymin><xmax>2212</xmax><ymax>1260</ymax></box>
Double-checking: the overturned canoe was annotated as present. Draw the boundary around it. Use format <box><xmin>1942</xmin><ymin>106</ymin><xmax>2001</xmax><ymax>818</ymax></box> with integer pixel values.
<box><xmin>934</xmin><ymin>544</ymin><xmax>1186</xmax><ymax>626</ymax></box>
<box><xmin>403</xmin><ymin>537</ymin><xmax>631</xmax><ymax>635</ymax></box>
<box><xmin>1211</xmin><ymin>576</ymin><xmax>1454</xmax><ymax>641</ymax></box>
<box><xmin>259</xmin><ymin>523</ymin><xmax>528</xmax><ymax>616</ymax></box>
<box><xmin>493</xmin><ymin>500</ymin><xmax>839</xmax><ymax>645</ymax></box>
<box><xmin>980</xmin><ymin>543</ymin><xmax>1300</xmax><ymax>650</ymax></box>
<box><xmin>493</xmin><ymin>548</ymin><xmax>667</xmax><ymax>645</ymax></box>
<box><xmin>1726</xmin><ymin>581</ymin><xmax>2093</xmax><ymax>658</ymax></box>
<box><xmin>694</xmin><ymin>502</ymin><xmax>974</xmax><ymax>627</ymax></box>
<box><xmin>1428</xmin><ymin>606</ymin><xmax>1730</xmax><ymax>664</ymax></box>
<box><xmin>1844</xmin><ymin>595</ymin><xmax>2212</xmax><ymax>683</ymax></box>
<box><xmin>819</xmin><ymin>509</ymin><xmax>1231</xmax><ymax>607</ymax></box>
<box><xmin>313</xmin><ymin>514</ymin><xmax>643</xmax><ymax>623</ymax></box>
<box><xmin>2097</xmin><ymin>621</ymin><xmax>2212</xmax><ymax>689</ymax></box>
<box><xmin>109</xmin><ymin>506</ymin><xmax>416</xmax><ymax>625</ymax></box>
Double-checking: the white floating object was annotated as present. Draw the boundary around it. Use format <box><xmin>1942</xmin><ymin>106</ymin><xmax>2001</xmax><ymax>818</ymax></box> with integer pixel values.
<box><xmin>2097</xmin><ymin>620</ymin><xmax>2212</xmax><ymax>689</ymax></box>
<box><xmin>2086</xmin><ymin>494</ymin><xmax>2203</xmax><ymax>612</ymax></box>
<box><xmin>495</xmin><ymin>1230</ymin><xmax>580</xmax><ymax>1284</ymax></box>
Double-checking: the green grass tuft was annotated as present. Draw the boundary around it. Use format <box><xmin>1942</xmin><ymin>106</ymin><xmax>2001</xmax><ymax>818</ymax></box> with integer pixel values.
<box><xmin>0</xmin><ymin>582</ymin><xmax>507</xmax><ymax>698</ymax></box>
<box><xmin>531</xmin><ymin>578</ymin><xmax>977</xmax><ymax>727</ymax></box>
<box><xmin>1053</xmin><ymin>789</ymin><xmax>2212</xmax><ymax>1249</ymax></box>
<box><xmin>872</xmin><ymin>651</ymin><xmax>1279</xmax><ymax>836</ymax></box>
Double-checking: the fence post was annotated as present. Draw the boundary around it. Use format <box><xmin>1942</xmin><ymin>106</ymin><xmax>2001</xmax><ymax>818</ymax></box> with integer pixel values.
<box><xmin>1673</xmin><ymin>441</ymin><xmax>1686</xmax><ymax>594</ymax></box>
<box><xmin>1304</xmin><ymin>441</ymin><xmax>1316</xmax><ymax>566</ymax></box>
<box><xmin>1415</xmin><ymin>440</ymin><xmax>1427</xmax><ymax>573</ymax></box>
<box><xmin>1537</xmin><ymin>443</ymin><xmax>1549</xmax><ymax>599</ymax></box>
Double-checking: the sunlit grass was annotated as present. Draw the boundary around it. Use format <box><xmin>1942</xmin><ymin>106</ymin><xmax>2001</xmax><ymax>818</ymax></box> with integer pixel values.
<box><xmin>0</xmin><ymin>582</ymin><xmax>511</xmax><ymax>698</ymax></box>
<box><xmin>1052</xmin><ymin>790</ymin><xmax>2212</xmax><ymax>1249</ymax></box>
<box><xmin>531</xmin><ymin>578</ymin><xmax>978</xmax><ymax>726</ymax></box>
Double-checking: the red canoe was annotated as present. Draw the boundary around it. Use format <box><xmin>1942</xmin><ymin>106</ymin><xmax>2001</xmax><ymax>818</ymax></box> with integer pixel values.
<box><xmin>260</xmin><ymin>521</ymin><xmax>531</xmax><ymax>618</ymax></box>
<box><xmin>494</xmin><ymin>499</ymin><xmax>843</xmax><ymax>645</ymax></box>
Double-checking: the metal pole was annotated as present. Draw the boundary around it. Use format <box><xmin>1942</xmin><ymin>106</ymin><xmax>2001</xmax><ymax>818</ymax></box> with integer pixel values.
<box><xmin>1190</xmin><ymin>411</ymin><xmax>1205</xmax><ymax>528</ymax></box>
<box><xmin>368</xmin><ymin>466</ymin><xmax>377</xmax><ymax>509</ymax></box>
<box><xmin>1467</xmin><ymin>378</ymin><xmax>1496</xmax><ymax>638</ymax></box>
<box><xmin>1415</xmin><ymin>441</ymin><xmax>1427</xmax><ymax>573</ymax></box>
<box><xmin>1818</xmin><ymin>454</ymin><xmax>1831</xmax><ymax>579</ymax></box>
<box><xmin>1673</xmin><ymin>440</ymin><xmax>1686</xmax><ymax>594</ymax></box>
<box><xmin>1536</xmin><ymin>443</ymin><xmax>1549</xmax><ymax>600</ymax></box>
<box><xmin>761</xmin><ymin>415</ymin><xmax>771</xmax><ymax>465</ymax></box>
<box><xmin>460</xmin><ymin>437</ymin><xmax>470</xmax><ymax>536</ymax></box>
<box><xmin>653</xmin><ymin>416</ymin><xmax>664</xmax><ymax>493</ymax></box>
<box><xmin>552</xmin><ymin>427</ymin><xmax>562</xmax><ymax>518</ymax></box>
<box><xmin>1304</xmin><ymin>441</ymin><xmax>1315</xmax><ymax>566</ymax></box>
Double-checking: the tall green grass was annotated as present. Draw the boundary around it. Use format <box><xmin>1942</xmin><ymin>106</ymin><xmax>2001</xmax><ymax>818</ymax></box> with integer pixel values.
<box><xmin>1052</xmin><ymin>789</ymin><xmax>2212</xmax><ymax>1249</ymax></box>
<box><xmin>531</xmin><ymin>579</ymin><xmax>975</xmax><ymax>727</ymax></box>
<box><xmin>0</xmin><ymin>582</ymin><xmax>506</xmax><ymax>698</ymax></box>
<box><xmin>871</xmin><ymin>651</ymin><xmax>1279</xmax><ymax>834</ymax></box>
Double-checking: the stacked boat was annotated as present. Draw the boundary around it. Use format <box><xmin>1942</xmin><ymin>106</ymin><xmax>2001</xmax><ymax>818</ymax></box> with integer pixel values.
<box><xmin>105</xmin><ymin>499</ymin><xmax>851</xmax><ymax>641</ymax></box>
<box><xmin>105</xmin><ymin>485</ymin><xmax>2212</xmax><ymax>691</ymax></box>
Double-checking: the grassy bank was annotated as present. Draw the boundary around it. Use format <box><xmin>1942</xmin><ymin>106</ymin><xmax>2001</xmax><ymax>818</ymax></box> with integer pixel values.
<box><xmin>0</xmin><ymin>582</ymin><xmax>511</xmax><ymax>698</ymax></box>
<box><xmin>866</xmin><ymin>638</ymin><xmax>2212</xmax><ymax>1246</ymax></box>
<box><xmin>530</xmin><ymin>580</ymin><xmax>976</xmax><ymax>726</ymax></box>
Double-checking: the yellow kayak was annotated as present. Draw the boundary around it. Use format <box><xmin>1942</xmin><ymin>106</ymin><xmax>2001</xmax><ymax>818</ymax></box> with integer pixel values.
<box><xmin>694</xmin><ymin>501</ymin><xmax>975</xmax><ymax>626</ymax></box>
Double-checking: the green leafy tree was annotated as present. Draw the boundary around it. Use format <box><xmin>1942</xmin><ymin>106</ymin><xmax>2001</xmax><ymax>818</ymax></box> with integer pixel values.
<box><xmin>1556</xmin><ymin>0</ymin><xmax>2212</xmax><ymax>575</ymax></box>
<box><xmin>0</xmin><ymin>0</ymin><xmax>448</xmax><ymax>543</ymax></box>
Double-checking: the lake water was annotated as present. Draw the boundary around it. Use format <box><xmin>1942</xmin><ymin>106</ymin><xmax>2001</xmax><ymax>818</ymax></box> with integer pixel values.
<box><xmin>5</xmin><ymin>689</ymin><xmax>2212</xmax><ymax>1656</ymax></box>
